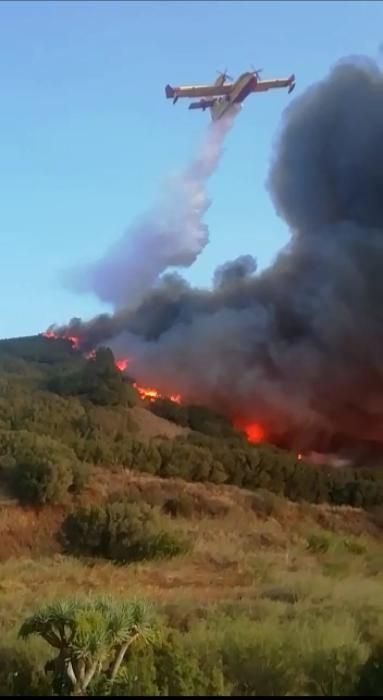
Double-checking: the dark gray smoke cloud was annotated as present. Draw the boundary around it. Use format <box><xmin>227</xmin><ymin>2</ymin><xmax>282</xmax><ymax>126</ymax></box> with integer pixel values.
<box><xmin>57</xmin><ymin>56</ymin><xmax>383</xmax><ymax>454</ymax></box>
<box><xmin>64</xmin><ymin>109</ymin><xmax>239</xmax><ymax>309</ymax></box>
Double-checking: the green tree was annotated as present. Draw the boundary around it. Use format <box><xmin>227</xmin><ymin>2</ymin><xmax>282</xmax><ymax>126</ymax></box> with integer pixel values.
<box><xmin>51</xmin><ymin>348</ymin><xmax>137</xmax><ymax>408</ymax></box>
<box><xmin>19</xmin><ymin>597</ymin><xmax>157</xmax><ymax>696</ymax></box>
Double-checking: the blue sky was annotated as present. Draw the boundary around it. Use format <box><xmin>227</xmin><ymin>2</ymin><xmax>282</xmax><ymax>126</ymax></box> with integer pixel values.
<box><xmin>1</xmin><ymin>0</ymin><xmax>382</xmax><ymax>338</ymax></box>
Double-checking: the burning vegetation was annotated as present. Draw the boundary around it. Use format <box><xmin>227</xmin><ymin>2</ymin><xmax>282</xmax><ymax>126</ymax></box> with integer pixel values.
<box><xmin>44</xmin><ymin>56</ymin><xmax>383</xmax><ymax>463</ymax></box>
<box><xmin>42</xmin><ymin>330</ymin><xmax>182</xmax><ymax>409</ymax></box>
<box><xmin>42</xmin><ymin>330</ymin><xmax>263</xmax><ymax>443</ymax></box>
<box><xmin>1</xmin><ymin>331</ymin><xmax>383</xmax><ymax>510</ymax></box>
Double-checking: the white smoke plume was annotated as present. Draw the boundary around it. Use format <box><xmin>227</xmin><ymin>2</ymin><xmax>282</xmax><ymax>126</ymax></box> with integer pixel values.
<box><xmin>65</xmin><ymin>107</ymin><xmax>239</xmax><ymax>310</ymax></box>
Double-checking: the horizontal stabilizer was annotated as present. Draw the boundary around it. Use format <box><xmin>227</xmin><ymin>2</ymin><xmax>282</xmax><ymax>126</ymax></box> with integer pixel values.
<box><xmin>189</xmin><ymin>99</ymin><xmax>215</xmax><ymax>111</ymax></box>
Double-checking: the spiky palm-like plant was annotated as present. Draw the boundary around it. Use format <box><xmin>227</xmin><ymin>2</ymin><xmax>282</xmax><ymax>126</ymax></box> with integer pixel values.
<box><xmin>19</xmin><ymin>597</ymin><xmax>156</xmax><ymax>696</ymax></box>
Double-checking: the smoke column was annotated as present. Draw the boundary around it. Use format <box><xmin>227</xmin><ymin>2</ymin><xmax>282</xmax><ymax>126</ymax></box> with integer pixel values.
<box><xmin>64</xmin><ymin>107</ymin><xmax>239</xmax><ymax>310</ymax></box>
<box><xmin>58</xmin><ymin>56</ymin><xmax>383</xmax><ymax>457</ymax></box>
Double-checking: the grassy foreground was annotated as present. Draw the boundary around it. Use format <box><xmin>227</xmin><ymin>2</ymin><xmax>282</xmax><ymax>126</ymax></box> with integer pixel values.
<box><xmin>1</xmin><ymin>471</ymin><xmax>383</xmax><ymax>695</ymax></box>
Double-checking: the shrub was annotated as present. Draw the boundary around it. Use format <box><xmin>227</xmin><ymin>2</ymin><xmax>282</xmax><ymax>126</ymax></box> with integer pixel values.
<box><xmin>14</xmin><ymin>458</ymin><xmax>74</xmax><ymax>506</ymax></box>
<box><xmin>150</xmin><ymin>398</ymin><xmax>189</xmax><ymax>427</ymax></box>
<box><xmin>61</xmin><ymin>501</ymin><xmax>190</xmax><ymax>563</ymax></box>
<box><xmin>150</xmin><ymin>399</ymin><xmax>238</xmax><ymax>439</ymax></box>
<box><xmin>306</xmin><ymin>532</ymin><xmax>332</xmax><ymax>554</ymax></box>
<box><xmin>343</xmin><ymin>537</ymin><xmax>366</xmax><ymax>555</ymax></box>
<box><xmin>71</xmin><ymin>461</ymin><xmax>91</xmax><ymax>494</ymax></box>
<box><xmin>105</xmin><ymin>631</ymin><xmax>227</xmax><ymax>697</ymax></box>
<box><xmin>154</xmin><ymin>631</ymin><xmax>226</xmax><ymax>697</ymax></box>
<box><xmin>247</xmin><ymin>489</ymin><xmax>284</xmax><ymax>517</ymax></box>
<box><xmin>139</xmin><ymin>483</ymin><xmax>165</xmax><ymax>507</ymax></box>
<box><xmin>104</xmin><ymin>645</ymin><xmax>159</xmax><ymax>696</ymax></box>
<box><xmin>162</xmin><ymin>492</ymin><xmax>229</xmax><ymax>519</ymax></box>
<box><xmin>163</xmin><ymin>494</ymin><xmax>195</xmax><ymax>518</ymax></box>
<box><xmin>0</xmin><ymin>641</ymin><xmax>51</xmax><ymax>696</ymax></box>
<box><xmin>197</xmin><ymin>494</ymin><xmax>230</xmax><ymax>518</ymax></box>
<box><xmin>193</xmin><ymin>615</ymin><xmax>366</xmax><ymax>697</ymax></box>
<box><xmin>145</xmin><ymin>531</ymin><xmax>188</xmax><ymax>560</ymax></box>
<box><xmin>186</xmin><ymin>405</ymin><xmax>238</xmax><ymax>438</ymax></box>
<box><xmin>130</xmin><ymin>441</ymin><xmax>161</xmax><ymax>474</ymax></box>
<box><xmin>357</xmin><ymin>642</ymin><xmax>383</xmax><ymax>696</ymax></box>
<box><xmin>0</xmin><ymin>430</ymin><xmax>87</xmax><ymax>505</ymax></box>
<box><xmin>52</xmin><ymin>347</ymin><xmax>138</xmax><ymax>407</ymax></box>
<box><xmin>260</xmin><ymin>585</ymin><xmax>299</xmax><ymax>604</ymax></box>
<box><xmin>370</xmin><ymin>505</ymin><xmax>383</xmax><ymax>530</ymax></box>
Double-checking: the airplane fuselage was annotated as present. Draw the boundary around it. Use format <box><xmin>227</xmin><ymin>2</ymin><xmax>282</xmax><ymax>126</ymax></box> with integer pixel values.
<box><xmin>210</xmin><ymin>72</ymin><xmax>256</xmax><ymax>119</ymax></box>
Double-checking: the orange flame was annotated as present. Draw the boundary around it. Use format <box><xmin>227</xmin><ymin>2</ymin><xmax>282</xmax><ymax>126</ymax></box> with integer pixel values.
<box><xmin>42</xmin><ymin>330</ymin><xmax>81</xmax><ymax>350</ymax></box>
<box><xmin>115</xmin><ymin>358</ymin><xmax>129</xmax><ymax>372</ymax></box>
<box><xmin>244</xmin><ymin>422</ymin><xmax>265</xmax><ymax>443</ymax></box>
<box><xmin>42</xmin><ymin>331</ymin><xmax>56</xmax><ymax>339</ymax></box>
<box><xmin>234</xmin><ymin>419</ymin><xmax>265</xmax><ymax>444</ymax></box>
<box><xmin>132</xmin><ymin>382</ymin><xmax>181</xmax><ymax>404</ymax></box>
<box><xmin>42</xmin><ymin>332</ymin><xmax>181</xmax><ymax>405</ymax></box>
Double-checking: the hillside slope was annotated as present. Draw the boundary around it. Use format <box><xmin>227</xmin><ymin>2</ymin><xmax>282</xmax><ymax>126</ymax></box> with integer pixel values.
<box><xmin>128</xmin><ymin>405</ymin><xmax>189</xmax><ymax>441</ymax></box>
<box><xmin>1</xmin><ymin>335</ymin><xmax>383</xmax><ymax>696</ymax></box>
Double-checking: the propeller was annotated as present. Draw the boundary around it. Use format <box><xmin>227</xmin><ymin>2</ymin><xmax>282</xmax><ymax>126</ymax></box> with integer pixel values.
<box><xmin>216</xmin><ymin>68</ymin><xmax>233</xmax><ymax>82</ymax></box>
<box><xmin>250</xmin><ymin>65</ymin><xmax>263</xmax><ymax>79</ymax></box>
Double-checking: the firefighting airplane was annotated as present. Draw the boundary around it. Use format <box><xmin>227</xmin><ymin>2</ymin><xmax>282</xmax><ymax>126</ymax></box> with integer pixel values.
<box><xmin>165</xmin><ymin>68</ymin><xmax>296</xmax><ymax>121</ymax></box>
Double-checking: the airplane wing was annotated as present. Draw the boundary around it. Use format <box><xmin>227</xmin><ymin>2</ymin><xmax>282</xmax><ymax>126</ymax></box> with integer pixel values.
<box><xmin>253</xmin><ymin>74</ymin><xmax>295</xmax><ymax>94</ymax></box>
<box><xmin>165</xmin><ymin>83</ymin><xmax>232</xmax><ymax>103</ymax></box>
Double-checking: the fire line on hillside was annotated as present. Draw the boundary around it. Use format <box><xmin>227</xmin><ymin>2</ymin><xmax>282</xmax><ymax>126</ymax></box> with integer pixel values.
<box><xmin>41</xmin><ymin>330</ymin><xmax>264</xmax><ymax>445</ymax></box>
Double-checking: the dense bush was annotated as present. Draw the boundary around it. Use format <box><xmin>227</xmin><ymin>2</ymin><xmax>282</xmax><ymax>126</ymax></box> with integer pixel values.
<box><xmin>104</xmin><ymin>613</ymin><xmax>373</xmax><ymax>698</ymax></box>
<box><xmin>93</xmin><ymin>630</ymin><xmax>226</xmax><ymax>697</ymax></box>
<box><xmin>51</xmin><ymin>347</ymin><xmax>138</xmax><ymax>407</ymax></box>
<box><xmin>163</xmin><ymin>494</ymin><xmax>196</xmax><ymax>518</ymax></box>
<box><xmin>162</xmin><ymin>491</ymin><xmax>230</xmax><ymax>519</ymax></box>
<box><xmin>0</xmin><ymin>430</ymin><xmax>87</xmax><ymax>505</ymax></box>
<box><xmin>0</xmin><ymin>641</ymin><xmax>51</xmax><ymax>696</ymax></box>
<box><xmin>357</xmin><ymin>641</ymin><xmax>383</xmax><ymax>696</ymax></box>
<box><xmin>246</xmin><ymin>489</ymin><xmax>284</xmax><ymax>517</ymax></box>
<box><xmin>166</xmin><ymin>434</ymin><xmax>383</xmax><ymax>510</ymax></box>
<box><xmin>61</xmin><ymin>501</ymin><xmax>190</xmax><ymax>563</ymax></box>
<box><xmin>187</xmin><ymin>614</ymin><xmax>369</xmax><ymax>697</ymax></box>
<box><xmin>150</xmin><ymin>398</ymin><xmax>241</xmax><ymax>438</ymax></box>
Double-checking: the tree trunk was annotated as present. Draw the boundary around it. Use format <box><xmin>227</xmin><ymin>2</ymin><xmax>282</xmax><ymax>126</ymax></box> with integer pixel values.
<box><xmin>65</xmin><ymin>659</ymin><xmax>81</xmax><ymax>695</ymax></box>
<box><xmin>110</xmin><ymin>634</ymin><xmax>139</xmax><ymax>683</ymax></box>
<box><xmin>83</xmin><ymin>660</ymin><xmax>100</xmax><ymax>692</ymax></box>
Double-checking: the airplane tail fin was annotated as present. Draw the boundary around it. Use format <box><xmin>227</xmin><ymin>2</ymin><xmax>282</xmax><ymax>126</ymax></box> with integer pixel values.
<box><xmin>288</xmin><ymin>74</ymin><xmax>296</xmax><ymax>94</ymax></box>
<box><xmin>165</xmin><ymin>84</ymin><xmax>175</xmax><ymax>99</ymax></box>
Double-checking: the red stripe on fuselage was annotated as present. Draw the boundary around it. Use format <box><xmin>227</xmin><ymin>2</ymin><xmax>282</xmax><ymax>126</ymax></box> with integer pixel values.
<box><xmin>235</xmin><ymin>76</ymin><xmax>257</xmax><ymax>104</ymax></box>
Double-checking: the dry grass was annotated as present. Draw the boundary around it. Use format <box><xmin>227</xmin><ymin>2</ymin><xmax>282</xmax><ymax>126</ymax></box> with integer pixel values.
<box><xmin>0</xmin><ymin>506</ymin><xmax>65</xmax><ymax>560</ymax></box>
<box><xmin>0</xmin><ymin>467</ymin><xmax>381</xmax><ymax>564</ymax></box>
<box><xmin>0</xmin><ymin>469</ymin><xmax>382</xmax><ymax>640</ymax></box>
<box><xmin>0</xmin><ymin>470</ymin><xmax>383</xmax><ymax>631</ymax></box>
